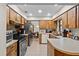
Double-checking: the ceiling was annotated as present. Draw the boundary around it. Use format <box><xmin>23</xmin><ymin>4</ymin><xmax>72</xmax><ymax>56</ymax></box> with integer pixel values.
<box><xmin>8</xmin><ymin>3</ymin><xmax>76</xmax><ymax>19</ymax></box>
<box><xmin>17</xmin><ymin>4</ymin><xmax>64</xmax><ymax>18</ymax></box>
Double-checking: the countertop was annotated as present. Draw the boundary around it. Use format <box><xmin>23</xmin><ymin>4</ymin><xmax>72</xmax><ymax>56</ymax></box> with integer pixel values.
<box><xmin>20</xmin><ymin>34</ymin><xmax>28</xmax><ymax>36</ymax></box>
<box><xmin>48</xmin><ymin>36</ymin><xmax>79</xmax><ymax>55</ymax></box>
<box><xmin>6</xmin><ymin>40</ymin><xmax>18</xmax><ymax>47</ymax></box>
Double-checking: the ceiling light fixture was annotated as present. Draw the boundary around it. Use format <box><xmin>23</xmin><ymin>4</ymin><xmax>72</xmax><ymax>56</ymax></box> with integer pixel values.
<box><xmin>38</xmin><ymin>9</ymin><xmax>42</xmax><ymax>13</ymax></box>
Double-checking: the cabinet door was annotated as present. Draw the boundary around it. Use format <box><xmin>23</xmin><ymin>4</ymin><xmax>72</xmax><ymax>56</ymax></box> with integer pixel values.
<box><xmin>51</xmin><ymin>20</ymin><xmax>56</xmax><ymax>30</ymax></box>
<box><xmin>6</xmin><ymin>7</ymin><xmax>10</xmax><ymax>30</ymax></box>
<box><xmin>24</xmin><ymin>19</ymin><xmax>27</xmax><ymax>24</ymax></box>
<box><xmin>62</xmin><ymin>12</ymin><xmax>68</xmax><ymax>28</ymax></box>
<box><xmin>47</xmin><ymin>20</ymin><xmax>56</xmax><ymax>30</ymax></box>
<box><xmin>10</xmin><ymin>9</ymin><xmax>17</xmax><ymax>21</ymax></box>
<box><xmin>47</xmin><ymin>41</ymin><xmax>54</xmax><ymax>56</ymax></box>
<box><xmin>39</xmin><ymin>20</ymin><xmax>47</xmax><ymax>29</ymax></box>
<box><xmin>6</xmin><ymin>42</ymin><xmax>17</xmax><ymax>56</ymax></box>
<box><xmin>68</xmin><ymin>7</ymin><xmax>76</xmax><ymax>28</ymax></box>
<box><xmin>47</xmin><ymin>21</ymin><xmax>52</xmax><ymax>29</ymax></box>
<box><xmin>22</xmin><ymin>17</ymin><xmax>25</xmax><ymax>24</ymax></box>
<box><xmin>39</xmin><ymin>20</ymin><xmax>56</xmax><ymax>29</ymax></box>
<box><xmin>17</xmin><ymin>14</ymin><xmax>22</xmax><ymax>23</ymax></box>
<box><xmin>77</xmin><ymin>6</ymin><xmax>79</xmax><ymax>28</ymax></box>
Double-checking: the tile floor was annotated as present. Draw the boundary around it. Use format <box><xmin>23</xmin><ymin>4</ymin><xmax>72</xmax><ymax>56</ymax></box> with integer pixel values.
<box><xmin>25</xmin><ymin>38</ymin><xmax>47</xmax><ymax>56</ymax></box>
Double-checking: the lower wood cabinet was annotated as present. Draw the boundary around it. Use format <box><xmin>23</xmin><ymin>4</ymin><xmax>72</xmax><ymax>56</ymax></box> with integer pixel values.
<box><xmin>47</xmin><ymin>41</ymin><xmax>54</xmax><ymax>56</ymax></box>
<box><xmin>6</xmin><ymin>42</ymin><xmax>17</xmax><ymax>56</ymax></box>
<box><xmin>47</xmin><ymin>40</ymin><xmax>79</xmax><ymax>56</ymax></box>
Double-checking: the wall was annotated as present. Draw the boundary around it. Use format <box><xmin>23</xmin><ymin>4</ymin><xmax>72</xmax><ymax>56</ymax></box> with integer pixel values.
<box><xmin>31</xmin><ymin>20</ymin><xmax>39</xmax><ymax>32</ymax></box>
<box><xmin>71</xmin><ymin>29</ymin><xmax>79</xmax><ymax>36</ymax></box>
<box><xmin>0</xmin><ymin>4</ymin><xmax>6</xmax><ymax>56</ymax></box>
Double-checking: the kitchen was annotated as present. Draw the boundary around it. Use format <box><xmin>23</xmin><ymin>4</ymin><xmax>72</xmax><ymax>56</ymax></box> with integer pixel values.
<box><xmin>0</xmin><ymin>3</ymin><xmax>79</xmax><ymax>56</ymax></box>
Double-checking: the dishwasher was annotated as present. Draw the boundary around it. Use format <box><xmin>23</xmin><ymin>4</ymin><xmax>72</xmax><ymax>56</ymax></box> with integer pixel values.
<box><xmin>17</xmin><ymin>36</ymin><xmax>27</xmax><ymax>56</ymax></box>
<box><xmin>19</xmin><ymin>38</ymin><xmax>27</xmax><ymax>56</ymax></box>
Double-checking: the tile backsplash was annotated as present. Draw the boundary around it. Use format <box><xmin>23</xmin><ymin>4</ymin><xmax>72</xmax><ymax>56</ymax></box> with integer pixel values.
<box><xmin>71</xmin><ymin>29</ymin><xmax>79</xmax><ymax>36</ymax></box>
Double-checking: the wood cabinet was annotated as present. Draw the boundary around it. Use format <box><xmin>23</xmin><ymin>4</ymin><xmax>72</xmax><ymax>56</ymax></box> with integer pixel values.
<box><xmin>77</xmin><ymin>5</ymin><xmax>79</xmax><ymax>28</ymax></box>
<box><xmin>6</xmin><ymin>6</ymin><xmax>27</xmax><ymax>30</ymax></box>
<box><xmin>68</xmin><ymin>7</ymin><xmax>77</xmax><ymax>29</ymax></box>
<box><xmin>54</xmin><ymin>7</ymin><xmax>77</xmax><ymax>29</ymax></box>
<box><xmin>51</xmin><ymin>20</ymin><xmax>56</xmax><ymax>30</ymax></box>
<box><xmin>47</xmin><ymin>20</ymin><xmax>54</xmax><ymax>29</ymax></box>
<box><xmin>39</xmin><ymin>20</ymin><xmax>47</xmax><ymax>29</ymax></box>
<box><xmin>6</xmin><ymin>7</ymin><xmax>10</xmax><ymax>30</ymax></box>
<box><xmin>22</xmin><ymin>17</ymin><xmax>25</xmax><ymax>24</ymax></box>
<box><xmin>39</xmin><ymin>20</ymin><xmax>56</xmax><ymax>30</ymax></box>
<box><xmin>6</xmin><ymin>42</ymin><xmax>17</xmax><ymax>56</ymax></box>
<box><xmin>47</xmin><ymin>40</ymin><xmax>73</xmax><ymax>56</ymax></box>
<box><xmin>62</xmin><ymin>12</ymin><xmax>68</xmax><ymax>28</ymax></box>
<box><xmin>17</xmin><ymin>14</ymin><xmax>22</xmax><ymax>24</ymax></box>
<box><xmin>6</xmin><ymin>7</ymin><xmax>16</xmax><ymax>30</ymax></box>
<box><xmin>10</xmin><ymin>9</ymin><xmax>17</xmax><ymax>21</ymax></box>
<box><xmin>24</xmin><ymin>20</ymin><xmax>27</xmax><ymax>24</ymax></box>
<box><xmin>47</xmin><ymin>41</ymin><xmax>54</xmax><ymax>56</ymax></box>
<box><xmin>61</xmin><ymin>7</ymin><xmax>77</xmax><ymax>29</ymax></box>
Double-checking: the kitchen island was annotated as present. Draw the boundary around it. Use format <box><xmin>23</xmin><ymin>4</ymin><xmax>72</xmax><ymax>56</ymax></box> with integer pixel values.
<box><xmin>47</xmin><ymin>36</ymin><xmax>79</xmax><ymax>56</ymax></box>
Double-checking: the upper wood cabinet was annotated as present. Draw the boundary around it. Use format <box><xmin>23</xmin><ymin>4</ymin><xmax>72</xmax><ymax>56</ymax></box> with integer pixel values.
<box><xmin>24</xmin><ymin>19</ymin><xmax>27</xmax><ymax>24</ymax></box>
<box><xmin>6</xmin><ymin>6</ymin><xmax>27</xmax><ymax>30</ymax></box>
<box><xmin>22</xmin><ymin>17</ymin><xmax>25</xmax><ymax>24</ymax></box>
<box><xmin>68</xmin><ymin>7</ymin><xmax>76</xmax><ymax>29</ymax></box>
<box><xmin>77</xmin><ymin>5</ymin><xmax>79</xmax><ymax>28</ymax></box>
<box><xmin>6</xmin><ymin>7</ymin><xmax>16</xmax><ymax>30</ymax></box>
<box><xmin>6</xmin><ymin>7</ymin><xmax>10</xmax><ymax>30</ymax></box>
<box><xmin>17</xmin><ymin>14</ymin><xmax>22</xmax><ymax>23</ymax></box>
<box><xmin>62</xmin><ymin>12</ymin><xmax>68</xmax><ymax>28</ymax></box>
<box><xmin>6</xmin><ymin>7</ymin><xmax>9</xmax><ymax>25</ymax></box>
<box><xmin>47</xmin><ymin>21</ymin><xmax>52</xmax><ymax>29</ymax></box>
<box><xmin>39</xmin><ymin>20</ymin><xmax>47</xmax><ymax>29</ymax></box>
<box><xmin>9</xmin><ymin>9</ymin><xmax>17</xmax><ymax>21</ymax></box>
<box><xmin>39</xmin><ymin>20</ymin><xmax>56</xmax><ymax>30</ymax></box>
<box><xmin>47</xmin><ymin>20</ymin><xmax>56</xmax><ymax>30</ymax></box>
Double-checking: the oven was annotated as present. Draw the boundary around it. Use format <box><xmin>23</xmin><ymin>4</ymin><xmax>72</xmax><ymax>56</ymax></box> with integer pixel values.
<box><xmin>6</xmin><ymin>30</ymin><xmax>13</xmax><ymax>43</ymax></box>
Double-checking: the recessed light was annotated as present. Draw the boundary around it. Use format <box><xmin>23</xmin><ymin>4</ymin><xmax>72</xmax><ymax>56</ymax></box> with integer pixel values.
<box><xmin>54</xmin><ymin>4</ymin><xmax>58</xmax><ymax>7</ymax></box>
<box><xmin>29</xmin><ymin>13</ymin><xmax>32</xmax><ymax>16</ymax></box>
<box><xmin>47</xmin><ymin>13</ymin><xmax>51</xmax><ymax>16</ymax></box>
<box><xmin>38</xmin><ymin>9</ymin><xmax>42</xmax><ymax>13</ymax></box>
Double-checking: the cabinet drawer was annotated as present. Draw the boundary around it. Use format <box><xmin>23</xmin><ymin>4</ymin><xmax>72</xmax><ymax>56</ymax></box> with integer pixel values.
<box><xmin>7</xmin><ymin>50</ymin><xmax>17</xmax><ymax>56</ymax></box>
<box><xmin>6</xmin><ymin>42</ymin><xmax>17</xmax><ymax>56</ymax></box>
